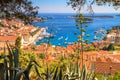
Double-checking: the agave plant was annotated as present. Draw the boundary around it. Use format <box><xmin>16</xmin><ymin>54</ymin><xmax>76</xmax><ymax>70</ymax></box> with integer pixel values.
<box><xmin>15</xmin><ymin>57</ymin><xmax>42</xmax><ymax>80</ymax></box>
<box><xmin>64</xmin><ymin>61</ymin><xmax>96</xmax><ymax>80</ymax></box>
<box><xmin>0</xmin><ymin>42</ymin><xmax>42</xmax><ymax>80</ymax></box>
<box><xmin>41</xmin><ymin>63</ymin><xmax>63</xmax><ymax>80</ymax></box>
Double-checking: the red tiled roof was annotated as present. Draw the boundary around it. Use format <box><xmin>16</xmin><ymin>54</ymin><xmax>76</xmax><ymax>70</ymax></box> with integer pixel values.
<box><xmin>94</xmin><ymin>62</ymin><xmax>120</xmax><ymax>75</ymax></box>
<box><xmin>111</xmin><ymin>55</ymin><xmax>120</xmax><ymax>61</ymax></box>
<box><xmin>0</xmin><ymin>35</ymin><xmax>18</xmax><ymax>41</ymax></box>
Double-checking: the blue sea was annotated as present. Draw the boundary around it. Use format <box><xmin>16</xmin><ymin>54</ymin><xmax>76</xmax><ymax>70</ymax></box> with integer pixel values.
<box><xmin>34</xmin><ymin>13</ymin><xmax>120</xmax><ymax>47</ymax></box>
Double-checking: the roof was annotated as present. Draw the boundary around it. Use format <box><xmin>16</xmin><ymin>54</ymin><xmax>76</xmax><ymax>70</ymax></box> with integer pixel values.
<box><xmin>0</xmin><ymin>35</ymin><xmax>18</xmax><ymax>41</ymax></box>
<box><xmin>93</xmin><ymin>62</ymin><xmax>120</xmax><ymax>75</ymax></box>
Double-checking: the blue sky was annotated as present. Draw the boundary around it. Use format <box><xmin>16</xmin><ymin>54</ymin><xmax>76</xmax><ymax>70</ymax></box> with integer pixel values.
<box><xmin>32</xmin><ymin>0</ymin><xmax>120</xmax><ymax>13</ymax></box>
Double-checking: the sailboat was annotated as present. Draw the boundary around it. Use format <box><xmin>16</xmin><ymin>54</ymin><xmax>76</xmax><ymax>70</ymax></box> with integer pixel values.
<box><xmin>94</xmin><ymin>36</ymin><xmax>98</xmax><ymax>40</ymax></box>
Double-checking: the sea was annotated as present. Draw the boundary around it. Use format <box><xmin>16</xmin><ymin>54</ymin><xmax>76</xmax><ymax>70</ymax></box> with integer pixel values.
<box><xmin>34</xmin><ymin>13</ymin><xmax>120</xmax><ymax>47</ymax></box>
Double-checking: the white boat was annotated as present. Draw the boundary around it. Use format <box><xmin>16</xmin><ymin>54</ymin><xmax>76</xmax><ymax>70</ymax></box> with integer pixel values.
<box><xmin>65</xmin><ymin>37</ymin><xmax>68</xmax><ymax>41</ymax></box>
<box><xmin>64</xmin><ymin>42</ymin><xmax>73</xmax><ymax>45</ymax></box>
<box><xmin>94</xmin><ymin>36</ymin><xmax>98</xmax><ymax>40</ymax></box>
<box><xmin>58</xmin><ymin>36</ymin><xmax>63</xmax><ymax>40</ymax></box>
<box><xmin>41</xmin><ymin>29</ymin><xmax>54</xmax><ymax>38</ymax></box>
<box><xmin>38</xmin><ymin>36</ymin><xmax>43</xmax><ymax>40</ymax></box>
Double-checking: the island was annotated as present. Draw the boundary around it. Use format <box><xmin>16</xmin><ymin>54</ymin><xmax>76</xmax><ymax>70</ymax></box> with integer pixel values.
<box><xmin>76</xmin><ymin>17</ymin><xmax>93</xmax><ymax>23</ymax></box>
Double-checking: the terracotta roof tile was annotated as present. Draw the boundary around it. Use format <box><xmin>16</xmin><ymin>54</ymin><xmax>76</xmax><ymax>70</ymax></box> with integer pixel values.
<box><xmin>0</xmin><ymin>35</ymin><xmax>17</xmax><ymax>41</ymax></box>
<box><xmin>94</xmin><ymin>62</ymin><xmax>120</xmax><ymax>75</ymax></box>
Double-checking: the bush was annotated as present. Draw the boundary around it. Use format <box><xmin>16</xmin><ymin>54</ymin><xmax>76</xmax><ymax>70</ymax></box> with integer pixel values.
<box><xmin>102</xmin><ymin>44</ymin><xmax>115</xmax><ymax>51</ymax></box>
<box><xmin>85</xmin><ymin>46</ymin><xmax>98</xmax><ymax>51</ymax></box>
<box><xmin>107</xmin><ymin>43</ymin><xmax>115</xmax><ymax>51</ymax></box>
<box><xmin>114</xmin><ymin>46</ymin><xmax>120</xmax><ymax>50</ymax></box>
<box><xmin>113</xmin><ymin>72</ymin><xmax>120</xmax><ymax>80</ymax></box>
<box><xmin>102</xmin><ymin>45</ymin><xmax>108</xmax><ymax>50</ymax></box>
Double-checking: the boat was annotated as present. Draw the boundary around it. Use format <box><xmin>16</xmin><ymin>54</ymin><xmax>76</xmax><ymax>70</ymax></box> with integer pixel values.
<box><xmin>38</xmin><ymin>36</ymin><xmax>43</xmax><ymax>40</ymax></box>
<box><xmin>58</xmin><ymin>36</ymin><xmax>63</xmax><ymax>40</ymax></box>
<box><xmin>94</xmin><ymin>36</ymin><xmax>98</xmax><ymax>40</ymax></box>
<box><xmin>64</xmin><ymin>42</ymin><xmax>73</xmax><ymax>45</ymax></box>
<box><xmin>41</xmin><ymin>29</ymin><xmax>54</xmax><ymax>38</ymax></box>
<box><xmin>44</xmin><ymin>33</ymin><xmax>54</xmax><ymax>38</ymax></box>
<box><xmin>65</xmin><ymin>37</ymin><xmax>68</xmax><ymax>41</ymax></box>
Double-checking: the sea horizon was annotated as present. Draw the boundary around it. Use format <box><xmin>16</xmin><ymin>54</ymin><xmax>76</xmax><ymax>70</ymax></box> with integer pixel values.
<box><xmin>38</xmin><ymin>12</ymin><xmax>120</xmax><ymax>14</ymax></box>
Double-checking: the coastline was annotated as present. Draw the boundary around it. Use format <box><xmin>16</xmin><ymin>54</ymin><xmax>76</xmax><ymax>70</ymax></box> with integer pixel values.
<box><xmin>30</xmin><ymin>28</ymin><xmax>53</xmax><ymax>45</ymax></box>
<box><xmin>36</xmin><ymin>13</ymin><xmax>120</xmax><ymax>47</ymax></box>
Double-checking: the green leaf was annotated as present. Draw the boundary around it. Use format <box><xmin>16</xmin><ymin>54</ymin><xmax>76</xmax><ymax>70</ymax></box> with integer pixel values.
<box><xmin>23</xmin><ymin>59</ymin><xmax>33</xmax><ymax>80</ymax></box>
<box><xmin>15</xmin><ymin>70</ymin><xmax>24</xmax><ymax>80</ymax></box>
<box><xmin>59</xmin><ymin>67</ymin><xmax>63</xmax><ymax>80</ymax></box>
<box><xmin>34</xmin><ymin>65</ymin><xmax>43</xmax><ymax>79</ymax></box>
<box><xmin>52</xmin><ymin>67</ymin><xmax>58</xmax><ymax>80</ymax></box>
<box><xmin>6</xmin><ymin>42</ymin><xmax>14</xmax><ymax>80</ymax></box>
<box><xmin>80</xmin><ymin>28</ymin><xmax>86</xmax><ymax>32</ymax></box>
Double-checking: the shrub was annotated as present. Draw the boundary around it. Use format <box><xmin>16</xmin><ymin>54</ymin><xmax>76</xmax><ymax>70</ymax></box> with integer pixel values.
<box><xmin>107</xmin><ymin>43</ymin><xmax>115</xmax><ymax>51</ymax></box>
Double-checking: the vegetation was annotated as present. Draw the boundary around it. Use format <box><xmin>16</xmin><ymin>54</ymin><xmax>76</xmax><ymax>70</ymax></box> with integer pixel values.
<box><xmin>67</xmin><ymin>0</ymin><xmax>120</xmax><ymax>13</ymax></box>
<box><xmin>1</xmin><ymin>43</ymin><xmax>120</xmax><ymax>80</ymax></box>
<box><xmin>102</xmin><ymin>43</ymin><xmax>115</xmax><ymax>51</ymax></box>
<box><xmin>12</xmin><ymin>25</ymin><xmax>17</xmax><ymax>29</ymax></box>
<box><xmin>0</xmin><ymin>43</ymin><xmax>42</xmax><ymax>80</ymax></box>
<box><xmin>0</xmin><ymin>45</ymin><xmax>98</xmax><ymax>80</ymax></box>
<box><xmin>113</xmin><ymin>72</ymin><xmax>120</xmax><ymax>80</ymax></box>
<box><xmin>0</xmin><ymin>22</ymin><xmax>6</xmax><ymax>27</ymax></box>
<box><xmin>0</xmin><ymin>0</ymin><xmax>120</xmax><ymax>80</ymax></box>
<box><xmin>112</xmin><ymin>26</ymin><xmax>120</xmax><ymax>30</ymax></box>
<box><xmin>114</xmin><ymin>46</ymin><xmax>120</xmax><ymax>50</ymax></box>
<box><xmin>29</xmin><ymin>28</ymin><xmax>40</xmax><ymax>37</ymax></box>
<box><xmin>0</xmin><ymin>0</ymin><xmax>39</xmax><ymax>24</ymax></box>
<box><xmin>74</xmin><ymin>14</ymin><xmax>90</xmax><ymax>67</ymax></box>
<box><xmin>15</xmin><ymin>36</ymin><xmax>22</xmax><ymax>49</ymax></box>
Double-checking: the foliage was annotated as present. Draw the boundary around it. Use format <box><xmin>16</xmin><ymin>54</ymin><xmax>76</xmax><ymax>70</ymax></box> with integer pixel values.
<box><xmin>75</xmin><ymin>13</ymin><xmax>90</xmax><ymax>67</ymax></box>
<box><xmin>112</xmin><ymin>26</ymin><xmax>120</xmax><ymax>30</ymax></box>
<box><xmin>107</xmin><ymin>43</ymin><xmax>115</xmax><ymax>51</ymax></box>
<box><xmin>106</xmin><ymin>29</ymin><xmax>111</xmax><ymax>34</ymax></box>
<box><xmin>102</xmin><ymin>45</ymin><xmax>108</xmax><ymax>50</ymax></box>
<box><xmin>102</xmin><ymin>36</ymin><xmax>107</xmax><ymax>40</ymax></box>
<box><xmin>1</xmin><ymin>43</ymin><xmax>118</xmax><ymax>80</ymax></box>
<box><xmin>102</xmin><ymin>44</ymin><xmax>115</xmax><ymax>51</ymax></box>
<box><xmin>39</xmin><ymin>54</ymin><xmax>45</xmax><ymax>59</ymax></box>
<box><xmin>15</xmin><ymin>36</ymin><xmax>22</xmax><ymax>49</ymax></box>
<box><xmin>114</xmin><ymin>46</ymin><xmax>120</xmax><ymax>50</ymax></box>
<box><xmin>64</xmin><ymin>61</ymin><xmax>96</xmax><ymax>80</ymax></box>
<box><xmin>0</xmin><ymin>43</ymin><xmax>41</xmax><ymax>80</ymax></box>
<box><xmin>67</xmin><ymin>0</ymin><xmax>120</xmax><ymax>13</ymax></box>
<box><xmin>12</xmin><ymin>25</ymin><xmax>17</xmax><ymax>29</ymax></box>
<box><xmin>0</xmin><ymin>22</ymin><xmax>6</xmax><ymax>27</ymax></box>
<box><xmin>85</xmin><ymin>46</ymin><xmax>98</xmax><ymax>51</ymax></box>
<box><xmin>0</xmin><ymin>63</ymin><xmax>4</xmax><ymax>80</ymax></box>
<box><xmin>95</xmin><ymin>74</ymin><xmax>113</xmax><ymax>80</ymax></box>
<box><xmin>0</xmin><ymin>0</ymin><xmax>39</xmax><ymax>24</ymax></box>
<box><xmin>113</xmin><ymin>72</ymin><xmax>120</xmax><ymax>80</ymax></box>
<box><xmin>95</xmin><ymin>72</ymin><xmax>120</xmax><ymax>80</ymax></box>
<box><xmin>29</xmin><ymin>28</ymin><xmax>40</xmax><ymax>36</ymax></box>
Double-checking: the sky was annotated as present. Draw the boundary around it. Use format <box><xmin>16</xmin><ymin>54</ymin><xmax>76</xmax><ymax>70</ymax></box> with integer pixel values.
<box><xmin>32</xmin><ymin>0</ymin><xmax>120</xmax><ymax>13</ymax></box>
